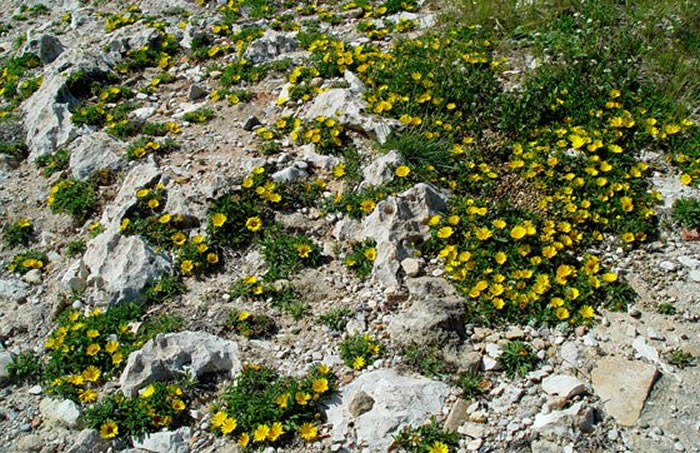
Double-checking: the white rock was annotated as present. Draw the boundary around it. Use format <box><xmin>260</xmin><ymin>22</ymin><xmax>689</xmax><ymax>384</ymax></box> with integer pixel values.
<box><xmin>304</xmin><ymin>88</ymin><xmax>399</xmax><ymax>144</ymax></box>
<box><xmin>326</xmin><ymin>369</ymin><xmax>450</xmax><ymax>451</ymax></box>
<box><xmin>80</xmin><ymin>225</ymin><xmax>172</xmax><ymax>305</ymax></box>
<box><xmin>541</xmin><ymin>375</ymin><xmax>586</xmax><ymax>400</ymax></box>
<box><xmin>242</xmin><ymin>30</ymin><xmax>299</xmax><ymax>64</ymax></box>
<box><xmin>356</xmin><ymin>183</ymin><xmax>447</xmax><ymax>289</ymax></box>
<box><xmin>22</xmin><ymin>269</ymin><xmax>42</xmax><ymax>285</ymax></box>
<box><xmin>39</xmin><ymin>398</ymin><xmax>81</xmax><ymax>428</ymax></box>
<box><xmin>360</xmin><ymin>150</ymin><xmax>404</xmax><ymax>188</ymax></box>
<box><xmin>689</xmin><ymin>270</ymin><xmax>700</xmax><ymax>283</ymax></box>
<box><xmin>0</xmin><ymin>350</ymin><xmax>12</xmax><ymax>383</ymax></box>
<box><xmin>132</xmin><ymin>427</ymin><xmax>191</xmax><ymax>453</ymax></box>
<box><xmin>400</xmin><ymin>258</ymin><xmax>421</xmax><ymax>277</ymax></box>
<box><xmin>659</xmin><ymin>261</ymin><xmax>677</xmax><ymax>272</ymax></box>
<box><xmin>69</xmin><ymin>132</ymin><xmax>123</xmax><ymax>181</ymax></box>
<box><xmin>65</xmin><ymin>429</ymin><xmax>110</xmax><ymax>453</ymax></box>
<box><xmin>120</xmin><ymin>331</ymin><xmax>241</xmax><ymax>397</ymax></box>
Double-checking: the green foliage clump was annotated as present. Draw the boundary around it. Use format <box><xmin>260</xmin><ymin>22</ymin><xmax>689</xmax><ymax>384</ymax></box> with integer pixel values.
<box><xmin>8</xmin><ymin>249</ymin><xmax>47</xmax><ymax>275</ymax></box>
<box><xmin>7</xmin><ymin>351</ymin><xmax>43</xmax><ymax>384</ymax></box>
<box><xmin>0</xmin><ymin>141</ymin><xmax>28</xmax><ymax>158</ymax></box>
<box><xmin>261</xmin><ymin>227</ymin><xmax>322</xmax><ymax>281</ymax></box>
<box><xmin>392</xmin><ymin>417</ymin><xmax>458</xmax><ymax>453</ymax></box>
<box><xmin>402</xmin><ymin>342</ymin><xmax>455</xmax><ymax>378</ymax></box>
<box><xmin>47</xmin><ymin>178</ymin><xmax>97</xmax><ymax>222</ymax></box>
<box><xmin>499</xmin><ymin>341</ymin><xmax>538</xmax><ymax>378</ymax></box>
<box><xmin>344</xmin><ymin>239</ymin><xmax>376</xmax><ymax>279</ymax></box>
<box><xmin>82</xmin><ymin>381</ymin><xmax>191</xmax><ymax>439</ymax></box>
<box><xmin>3</xmin><ymin>217</ymin><xmax>34</xmax><ymax>248</ymax></box>
<box><xmin>340</xmin><ymin>334</ymin><xmax>381</xmax><ymax>370</ymax></box>
<box><xmin>672</xmin><ymin>198</ymin><xmax>700</xmax><ymax>230</ymax></box>
<box><xmin>206</xmin><ymin>168</ymin><xmax>278</xmax><ymax>249</ymax></box>
<box><xmin>35</xmin><ymin>149</ymin><xmax>70</xmax><ymax>177</ymax></box>
<box><xmin>454</xmin><ymin>370</ymin><xmax>487</xmax><ymax>399</ymax></box>
<box><xmin>126</xmin><ymin>137</ymin><xmax>178</xmax><ymax>160</ymax></box>
<box><xmin>227</xmin><ymin>309</ymin><xmax>277</xmax><ymax>339</ymax></box>
<box><xmin>210</xmin><ymin>363</ymin><xmax>336</xmax><ymax>447</ymax></box>
<box><xmin>66</xmin><ymin>239</ymin><xmax>87</xmax><ymax>258</ymax></box>
<box><xmin>319</xmin><ymin>307</ymin><xmax>352</xmax><ymax>331</ymax></box>
<box><xmin>665</xmin><ymin>348</ymin><xmax>695</xmax><ymax>369</ymax></box>
<box><xmin>182</xmin><ymin>108</ymin><xmax>214</xmax><ymax>124</ymax></box>
<box><xmin>230</xmin><ymin>277</ymin><xmax>310</xmax><ymax>320</ymax></box>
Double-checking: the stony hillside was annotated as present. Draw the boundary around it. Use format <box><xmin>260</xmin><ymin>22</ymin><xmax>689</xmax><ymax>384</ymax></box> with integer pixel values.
<box><xmin>0</xmin><ymin>0</ymin><xmax>698</xmax><ymax>452</ymax></box>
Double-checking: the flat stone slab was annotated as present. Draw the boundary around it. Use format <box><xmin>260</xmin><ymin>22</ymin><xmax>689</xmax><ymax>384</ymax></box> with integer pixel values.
<box><xmin>591</xmin><ymin>357</ymin><xmax>658</xmax><ymax>426</ymax></box>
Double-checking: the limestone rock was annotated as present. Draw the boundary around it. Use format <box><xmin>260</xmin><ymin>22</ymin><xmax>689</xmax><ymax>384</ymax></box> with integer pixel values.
<box><xmin>361</xmin><ymin>150</ymin><xmax>404</xmax><ymax>188</ymax></box>
<box><xmin>243</xmin><ymin>30</ymin><xmax>299</xmax><ymax>64</ymax></box>
<box><xmin>304</xmin><ymin>88</ymin><xmax>399</xmax><ymax>144</ymax></box>
<box><xmin>79</xmin><ymin>225</ymin><xmax>172</xmax><ymax>305</ymax></box>
<box><xmin>591</xmin><ymin>357</ymin><xmax>659</xmax><ymax>426</ymax></box>
<box><xmin>68</xmin><ymin>131</ymin><xmax>123</xmax><ymax>181</ymax></box>
<box><xmin>326</xmin><ymin>368</ymin><xmax>450</xmax><ymax>451</ymax></box>
<box><xmin>541</xmin><ymin>375</ymin><xmax>586</xmax><ymax>401</ymax></box>
<box><xmin>120</xmin><ymin>331</ymin><xmax>241</xmax><ymax>397</ymax></box>
<box><xmin>387</xmin><ymin>276</ymin><xmax>466</xmax><ymax>346</ymax></box>
<box><xmin>65</xmin><ymin>429</ymin><xmax>110</xmax><ymax>453</ymax></box>
<box><xmin>356</xmin><ymin>183</ymin><xmax>447</xmax><ymax>289</ymax></box>
<box><xmin>22</xmin><ymin>49</ymin><xmax>110</xmax><ymax>159</ymax></box>
<box><xmin>39</xmin><ymin>397</ymin><xmax>81</xmax><ymax>428</ymax></box>
<box><xmin>0</xmin><ymin>278</ymin><xmax>30</xmax><ymax>303</ymax></box>
<box><xmin>132</xmin><ymin>427</ymin><xmax>191</xmax><ymax>453</ymax></box>
<box><xmin>0</xmin><ymin>349</ymin><xmax>12</xmax><ymax>384</ymax></box>
<box><xmin>101</xmin><ymin>158</ymin><xmax>161</xmax><ymax>227</ymax></box>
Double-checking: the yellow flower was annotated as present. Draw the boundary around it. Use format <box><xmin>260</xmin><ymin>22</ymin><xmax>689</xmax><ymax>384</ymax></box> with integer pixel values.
<box><xmin>395</xmin><ymin>165</ymin><xmax>410</xmax><ymax>177</ymax></box>
<box><xmin>566</xmin><ymin>287</ymin><xmax>579</xmax><ymax>300</ymax></box>
<box><xmin>192</xmin><ymin>235</ymin><xmax>205</xmax><ymax>244</ymax></box>
<box><xmin>494</xmin><ymin>252</ymin><xmax>507</xmax><ymax>265</ymax></box>
<box><xmin>211</xmin><ymin>213</ymin><xmax>227</xmax><ymax>227</ymax></box>
<box><xmin>295</xmin><ymin>392</ymin><xmax>311</xmax><ymax>405</ymax></box>
<box><xmin>492</xmin><ymin>219</ymin><xmax>507</xmax><ymax>229</ymax></box>
<box><xmin>428</xmin><ymin>215</ymin><xmax>441</xmax><ymax>226</ymax></box>
<box><xmin>622</xmin><ymin>232</ymin><xmax>635</xmax><ymax>243</ymax></box>
<box><xmin>100</xmin><ymin>421</ymin><xmax>118</xmax><ymax>439</ymax></box>
<box><xmin>428</xmin><ymin>441</ymin><xmax>449</xmax><ymax>453</ymax></box>
<box><xmin>448</xmin><ymin>215</ymin><xmax>460</xmax><ymax>225</ymax></box>
<box><xmin>244</xmin><ymin>275</ymin><xmax>258</xmax><ymax>285</ymax></box>
<box><xmin>79</xmin><ymin>388</ymin><xmax>98</xmax><ymax>403</ymax></box>
<box><xmin>211</xmin><ymin>411</ymin><xmax>228</xmax><ymax>428</ymax></box>
<box><xmin>207</xmin><ymin>253</ymin><xmax>219</xmax><ymax>264</ymax></box>
<box><xmin>86</xmin><ymin>329</ymin><xmax>100</xmax><ymax>339</ymax></box>
<box><xmin>360</xmin><ymin>199</ymin><xmax>376</xmax><ymax>213</ymax></box>
<box><xmin>136</xmin><ymin>188</ymin><xmax>150</xmax><ymax>198</ymax></box>
<box><xmin>17</xmin><ymin>218</ymin><xmax>31</xmax><ymax>228</ymax></box>
<box><xmin>312</xmin><ymin>378</ymin><xmax>329</xmax><ymax>394</ymax></box>
<box><xmin>180</xmin><ymin>260</ymin><xmax>194</xmax><ymax>273</ymax></box>
<box><xmin>171</xmin><ymin>232</ymin><xmax>187</xmax><ymax>246</ymax></box>
<box><xmin>86</xmin><ymin>343</ymin><xmax>101</xmax><ymax>356</ymax></box>
<box><xmin>276</xmin><ymin>392</ymin><xmax>289</xmax><ymax>408</ymax></box>
<box><xmin>555</xmin><ymin>307</ymin><xmax>570</xmax><ymax>320</ymax></box>
<box><xmin>141</xmin><ymin>384</ymin><xmax>156</xmax><ymax>399</ymax></box>
<box><xmin>352</xmin><ymin>356</ymin><xmax>365</xmax><ymax>370</ymax></box>
<box><xmin>120</xmin><ymin>218</ymin><xmax>130</xmax><ymax>232</ymax></box>
<box><xmin>317</xmin><ymin>364</ymin><xmax>330</xmax><ymax>374</ymax></box>
<box><xmin>510</xmin><ymin>225</ymin><xmax>527</xmax><ymax>239</ymax></box>
<box><xmin>680</xmin><ymin>173</ymin><xmax>692</xmax><ymax>186</ymax></box>
<box><xmin>437</xmin><ymin>226</ymin><xmax>453</xmax><ymax>239</ymax></box>
<box><xmin>198</xmin><ymin>243</ymin><xmax>209</xmax><ymax>253</ymax></box>
<box><xmin>238</xmin><ymin>432</ymin><xmax>250</xmax><ymax>447</ymax></box>
<box><xmin>246</xmin><ymin>216</ymin><xmax>262</xmax><ymax>232</ymax></box>
<box><xmin>172</xmin><ymin>399</ymin><xmax>186</xmax><ymax>411</ymax></box>
<box><xmin>364</xmin><ymin>247</ymin><xmax>377</xmax><ymax>261</ymax></box>
<box><xmin>112</xmin><ymin>352</ymin><xmax>124</xmax><ymax>365</ymax></box>
<box><xmin>158</xmin><ymin>214</ymin><xmax>171</xmax><ymax>224</ymax></box>
<box><xmin>254</xmin><ymin>424</ymin><xmax>270</xmax><ymax>442</ymax></box>
<box><xmin>238</xmin><ymin>311</ymin><xmax>251</xmax><ymax>321</ymax></box>
<box><xmin>82</xmin><ymin>365</ymin><xmax>101</xmax><ymax>382</ymax></box>
<box><xmin>601</xmin><ymin>272</ymin><xmax>617</xmax><ymax>282</ymax></box>
<box><xmin>579</xmin><ymin>305</ymin><xmax>595</xmax><ymax>318</ymax></box>
<box><xmin>221</xmin><ymin>417</ymin><xmax>238</xmax><ymax>434</ymax></box>
<box><xmin>299</xmin><ymin>422</ymin><xmax>318</xmax><ymax>442</ymax></box>
<box><xmin>268</xmin><ymin>422</ymin><xmax>284</xmax><ymax>441</ymax></box>
<box><xmin>296</xmin><ymin>244</ymin><xmax>312</xmax><ymax>258</ymax></box>
<box><xmin>475</xmin><ymin>227</ymin><xmax>492</xmax><ymax>241</ymax></box>
<box><xmin>148</xmin><ymin>199</ymin><xmax>159</xmax><ymax>209</ymax></box>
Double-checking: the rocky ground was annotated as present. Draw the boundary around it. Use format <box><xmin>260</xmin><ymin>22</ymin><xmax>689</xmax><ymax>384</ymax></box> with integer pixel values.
<box><xmin>0</xmin><ymin>1</ymin><xmax>698</xmax><ymax>453</ymax></box>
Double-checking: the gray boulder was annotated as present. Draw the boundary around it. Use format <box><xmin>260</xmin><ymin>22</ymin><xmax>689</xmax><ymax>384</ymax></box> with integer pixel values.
<box><xmin>0</xmin><ymin>278</ymin><xmax>30</xmax><ymax>303</ymax></box>
<box><xmin>39</xmin><ymin>397</ymin><xmax>81</xmax><ymax>428</ymax></box>
<box><xmin>387</xmin><ymin>277</ymin><xmax>466</xmax><ymax>346</ymax></box>
<box><xmin>326</xmin><ymin>368</ymin><xmax>450</xmax><ymax>451</ymax></box>
<box><xmin>304</xmin><ymin>88</ymin><xmax>398</xmax><ymax>144</ymax></box>
<box><xmin>69</xmin><ymin>131</ymin><xmax>123</xmax><ymax>181</ymax></box>
<box><xmin>22</xmin><ymin>49</ymin><xmax>110</xmax><ymax>159</ymax></box>
<box><xmin>243</xmin><ymin>30</ymin><xmax>298</xmax><ymax>64</ymax></box>
<box><xmin>361</xmin><ymin>150</ymin><xmax>404</xmax><ymax>188</ymax></box>
<box><xmin>78</xmin><ymin>224</ymin><xmax>171</xmax><ymax>305</ymax></box>
<box><xmin>0</xmin><ymin>348</ymin><xmax>12</xmax><ymax>384</ymax></box>
<box><xmin>65</xmin><ymin>429</ymin><xmax>110</xmax><ymax>453</ymax></box>
<box><xmin>133</xmin><ymin>427</ymin><xmax>191</xmax><ymax>453</ymax></box>
<box><xmin>355</xmin><ymin>183</ymin><xmax>447</xmax><ymax>290</ymax></box>
<box><xmin>119</xmin><ymin>331</ymin><xmax>241</xmax><ymax>397</ymax></box>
